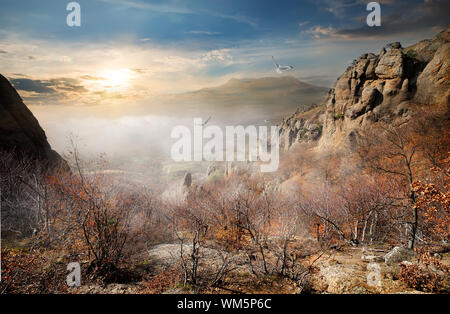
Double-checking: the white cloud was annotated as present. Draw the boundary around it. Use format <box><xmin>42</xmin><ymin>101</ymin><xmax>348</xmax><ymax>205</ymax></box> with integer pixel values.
<box><xmin>298</xmin><ymin>21</ymin><xmax>310</xmax><ymax>28</ymax></box>
<box><xmin>187</xmin><ymin>30</ymin><xmax>222</xmax><ymax>35</ymax></box>
<box><xmin>304</xmin><ymin>25</ymin><xmax>339</xmax><ymax>39</ymax></box>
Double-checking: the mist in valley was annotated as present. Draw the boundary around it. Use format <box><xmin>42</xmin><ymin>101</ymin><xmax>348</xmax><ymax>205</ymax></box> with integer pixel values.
<box><xmin>28</xmin><ymin>76</ymin><xmax>328</xmax><ymax>186</ymax></box>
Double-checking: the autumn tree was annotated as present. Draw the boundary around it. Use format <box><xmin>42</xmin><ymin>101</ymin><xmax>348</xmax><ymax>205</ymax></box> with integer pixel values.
<box><xmin>359</xmin><ymin>119</ymin><xmax>424</xmax><ymax>249</ymax></box>
<box><xmin>413</xmin><ymin>155</ymin><xmax>449</xmax><ymax>245</ymax></box>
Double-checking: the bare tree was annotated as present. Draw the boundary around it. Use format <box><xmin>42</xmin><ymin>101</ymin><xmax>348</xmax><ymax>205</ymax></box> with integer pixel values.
<box><xmin>359</xmin><ymin>119</ymin><xmax>424</xmax><ymax>249</ymax></box>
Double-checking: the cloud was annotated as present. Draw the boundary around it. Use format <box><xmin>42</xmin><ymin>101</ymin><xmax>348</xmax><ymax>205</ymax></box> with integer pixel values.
<box><xmin>80</xmin><ymin>75</ymin><xmax>104</xmax><ymax>81</ymax></box>
<box><xmin>98</xmin><ymin>0</ymin><xmax>194</xmax><ymax>14</ymax></box>
<box><xmin>337</xmin><ymin>0</ymin><xmax>450</xmax><ymax>39</ymax></box>
<box><xmin>10</xmin><ymin>78</ymin><xmax>57</xmax><ymax>94</ymax></box>
<box><xmin>49</xmin><ymin>78</ymin><xmax>87</xmax><ymax>93</ymax></box>
<box><xmin>0</xmin><ymin>50</ymin><xmax>7</xmax><ymax>54</ymax></box>
<box><xmin>187</xmin><ymin>30</ymin><xmax>222</xmax><ymax>36</ymax></box>
<box><xmin>304</xmin><ymin>26</ymin><xmax>339</xmax><ymax>39</ymax></box>
<box><xmin>201</xmin><ymin>49</ymin><xmax>233</xmax><ymax>64</ymax></box>
<box><xmin>317</xmin><ymin>0</ymin><xmax>398</xmax><ymax>19</ymax></box>
<box><xmin>1</xmin><ymin>34</ymin><xmax>226</xmax><ymax>104</ymax></box>
<box><xmin>311</xmin><ymin>0</ymin><xmax>449</xmax><ymax>40</ymax></box>
<box><xmin>317</xmin><ymin>0</ymin><xmax>365</xmax><ymax>19</ymax></box>
<box><xmin>298</xmin><ymin>21</ymin><xmax>310</xmax><ymax>28</ymax></box>
<box><xmin>97</xmin><ymin>0</ymin><xmax>259</xmax><ymax>28</ymax></box>
<box><xmin>207</xmin><ymin>12</ymin><xmax>259</xmax><ymax>29</ymax></box>
<box><xmin>130</xmin><ymin>68</ymin><xmax>146</xmax><ymax>74</ymax></box>
<box><xmin>9</xmin><ymin>76</ymin><xmax>88</xmax><ymax>105</ymax></box>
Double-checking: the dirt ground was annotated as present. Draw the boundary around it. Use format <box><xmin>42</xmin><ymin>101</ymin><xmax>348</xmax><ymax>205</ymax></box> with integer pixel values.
<box><xmin>71</xmin><ymin>243</ymin><xmax>449</xmax><ymax>294</ymax></box>
<box><xmin>3</xmin><ymin>237</ymin><xmax>448</xmax><ymax>294</ymax></box>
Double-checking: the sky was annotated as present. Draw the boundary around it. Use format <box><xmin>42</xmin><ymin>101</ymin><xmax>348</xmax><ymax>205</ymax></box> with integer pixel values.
<box><xmin>0</xmin><ymin>0</ymin><xmax>448</xmax><ymax>107</ymax></box>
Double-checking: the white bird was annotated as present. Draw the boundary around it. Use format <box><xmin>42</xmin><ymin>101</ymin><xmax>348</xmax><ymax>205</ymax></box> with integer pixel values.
<box><xmin>272</xmin><ymin>56</ymin><xmax>294</xmax><ymax>73</ymax></box>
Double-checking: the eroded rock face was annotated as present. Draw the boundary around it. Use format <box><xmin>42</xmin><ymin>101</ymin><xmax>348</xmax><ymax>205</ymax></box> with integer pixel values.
<box><xmin>415</xmin><ymin>42</ymin><xmax>450</xmax><ymax>105</ymax></box>
<box><xmin>348</xmin><ymin>86</ymin><xmax>382</xmax><ymax>119</ymax></box>
<box><xmin>316</xmin><ymin>27</ymin><xmax>450</xmax><ymax>150</ymax></box>
<box><xmin>375</xmin><ymin>48</ymin><xmax>405</xmax><ymax>79</ymax></box>
<box><xmin>0</xmin><ymin>74</ymin><xmax>68</xmax><ymax>170</ymax></box>
<box><xmin>278</xmin><ymin>28</ymin><xmax>449</xmax><ymax>152</ymax></box>
<box><xmin>279</xmin><ymin>105</ymin><xmax>324</xmax><ymax>151</ymax></box>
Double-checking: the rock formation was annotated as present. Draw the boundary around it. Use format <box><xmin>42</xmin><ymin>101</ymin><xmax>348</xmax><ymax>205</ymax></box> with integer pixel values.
<box><xmin>384</xmin><ymin>246</ymin><xmax>416</xmax><ymax>265</ymax></box>
<box><xmin>279</xmin><ymin>104</ymin><xmax>324</xmax><ymax>151</ymax></box>
<box><xmin>0</xmin><ymin>74</ymin><xmax>68</xmax><ymax>170</ymax></box>
<box><xmin>279</xmin><ymin>27</ymin><xmax>450</xmax><ymax>151</ymax></box>
<box><xmin>319</xmin><ymin>27</ymin><xmax>449</xmax><ymax>150</ymax></box>
<box><xmin>183</xmin><ymin>172</ymin><xmax>192</xmax><ymax>187</ymax></box>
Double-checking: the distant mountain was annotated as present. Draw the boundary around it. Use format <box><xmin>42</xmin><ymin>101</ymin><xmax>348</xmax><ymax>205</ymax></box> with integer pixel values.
<box><xmin>0</xmin><ymin>74</ymin><xmax>68</xmax><ymax>170</ymax></box>
<box><xmin>153</xmin><ymin>76</ymin><xmax>328</xmax><ymax>124</ymax></box>
<box><xmin>188</xmin><ymin>76</ymin><xmax>326</xmax><ymax>97</ymax></box>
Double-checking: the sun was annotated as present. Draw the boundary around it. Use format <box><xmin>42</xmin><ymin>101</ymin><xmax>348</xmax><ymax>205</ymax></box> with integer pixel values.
<box><xmin>100</xmin><ymin>69</ymin><xmax>132</xmax><ymax>91</ymax></box>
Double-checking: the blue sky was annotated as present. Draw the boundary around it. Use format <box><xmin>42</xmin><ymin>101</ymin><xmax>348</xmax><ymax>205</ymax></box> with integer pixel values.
<box><xmin>0</xmin><ymin>0</ymin><xmax>334</xmax><ymax>42</ymax></box>
<box><xmin>0</xmin><ymin>0</ymin><xmax>448</xmax><ymax>105</ymax></box>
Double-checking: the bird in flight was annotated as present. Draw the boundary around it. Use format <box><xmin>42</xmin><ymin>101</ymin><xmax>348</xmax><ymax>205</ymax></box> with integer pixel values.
<box><xmin>202</xmin><ymin>116</ymin><xmax>211</xmax><ymax>126</ymax></box>
<box><xmin>272</xmin><ymin>56</ymin><xmax>294</xmax><ymax>73</ymax></box>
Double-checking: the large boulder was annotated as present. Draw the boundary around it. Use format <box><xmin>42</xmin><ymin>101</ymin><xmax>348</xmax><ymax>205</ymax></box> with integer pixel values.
<box><xmin>349</xmin><ymin>86</ymin><xmax>381</xmax><ymax>119</ymax></box>
<box><xmin>375</xmin><ymin>48</ymin><xmax>404</xmax><ymax>79</ymax></box>
<box><xmin>384</xmin><ymin>246</ymin><xmax>416</xmax><ymax>265</ymax></box>
<box><xmin>415</xmin><ymin>42</ymin><xmax>450</xmax><ymax>105</ymax></box>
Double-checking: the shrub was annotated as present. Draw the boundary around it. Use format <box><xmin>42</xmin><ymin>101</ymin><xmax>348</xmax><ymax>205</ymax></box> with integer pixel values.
<box><xmin>400</xmin><ymin>264</ymin><xmax>441</xmax><ymax>292</ymax></box>
<box><xmin>406</xmin><ymin>49</ymin><xmax>417</xmax><ymax>59</ymax></box>
<box><xmin>400</xmin><ymin>250</ymin><xmax>449</xmax><ymax>292</ymax></box>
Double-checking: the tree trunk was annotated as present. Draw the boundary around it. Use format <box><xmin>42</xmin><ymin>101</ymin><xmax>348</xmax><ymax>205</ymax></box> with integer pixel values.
<box><xmin>407</xmin><ymin>168</ymin><xmax>417</xmax><ymax>250</ymax></box>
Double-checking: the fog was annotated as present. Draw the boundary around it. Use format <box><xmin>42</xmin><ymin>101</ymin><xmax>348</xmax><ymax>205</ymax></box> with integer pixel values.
<box><xmin>31</xmin><ymin>105</ymin><xmax>192</xmax><ymax>163</ymax></box>
<box><xmin>29</xmin><ymin>104</ymin><xmax>274</xmax><ymax>180</ymax></box>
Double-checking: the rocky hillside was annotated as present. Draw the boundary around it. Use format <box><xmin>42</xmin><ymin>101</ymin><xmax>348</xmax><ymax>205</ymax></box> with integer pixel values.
<box><xmin>280</xmin><ymin>26</ymin><xmax>449</xmax><ymax>151</ymax></box>
<box><xmin>279</xmin><ymin>104</ymin><xmax>324</xmax><ymax>151</ymax></box>
<box><xmin>0</xmin><ymin>74</ymin><xmax>67</xmax><ymax>170</ymax></box>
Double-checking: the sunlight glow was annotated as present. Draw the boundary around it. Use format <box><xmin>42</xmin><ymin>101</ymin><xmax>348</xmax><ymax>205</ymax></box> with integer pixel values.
<box><xmin>99</xmin><ymin>69</ymin><xmax>132</xmax><ymax>91</ymax></box>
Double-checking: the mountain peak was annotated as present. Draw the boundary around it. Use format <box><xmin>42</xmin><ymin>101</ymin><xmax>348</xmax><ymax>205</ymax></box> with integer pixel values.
<box><xmin>0</xmin><ymin>74</ymin><xmax>68</xmax><ymax>170</ymax></box>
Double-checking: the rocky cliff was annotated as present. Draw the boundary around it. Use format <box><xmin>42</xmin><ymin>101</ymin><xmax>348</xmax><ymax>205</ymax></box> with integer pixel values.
<box><xmin>280</xmin><ymin>27</ymin><xmax>449</xmax><ymax>151</ymax></box>
<box><xmin>279</xmin><ymin>104</ymin><xmax>324</xmax><ymax>151</ymax></box>
<box><xmin>0</xmin><ymin>74</ymin><xmax>68</xmax><ymax>170</ymax></box>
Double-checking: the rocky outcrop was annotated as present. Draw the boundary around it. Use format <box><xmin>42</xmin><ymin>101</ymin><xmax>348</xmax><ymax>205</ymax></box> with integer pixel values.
<box><xmin>278</xmin><ymin>27</ymin><xmax>449</xmax><ymax>152</ymax></box>
<box><xmin>318</xmin><ymin>27</ymin><xmax>449</xmax><ymax>150</ymax></box>
<box><xmin>279</xmin><ymin>105</ymin><xmax>324</xmax><ymax>151</ymax></box>
<box><xmin>414</xmin><ymin>30</ymin><xmax>450</xmax><ymax>105</ymax></box>
<box><xmin>384</xmin><ymin>247</ymin><xmax>416</xmax><ymax>265</ymax></box>
<box><xmin>0</xmin><ymin>74</ymin><xmax>68</xmax><ymax>170</ymax></box>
